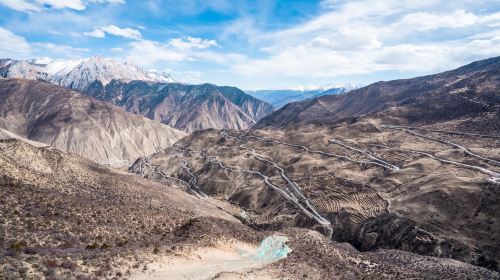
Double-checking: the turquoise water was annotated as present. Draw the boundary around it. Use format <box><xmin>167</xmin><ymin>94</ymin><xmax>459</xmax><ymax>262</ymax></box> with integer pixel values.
<box><xmin>252</xmin><ymin>236</ymin><xmax>292</xmax><ymax>262</ymax></box>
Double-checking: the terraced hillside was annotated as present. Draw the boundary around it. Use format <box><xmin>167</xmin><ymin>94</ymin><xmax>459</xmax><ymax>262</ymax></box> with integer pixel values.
<box><xmin>132</xmin><ymin>117</ymin><xmax>500</xmax><ymax>272</ymax></box>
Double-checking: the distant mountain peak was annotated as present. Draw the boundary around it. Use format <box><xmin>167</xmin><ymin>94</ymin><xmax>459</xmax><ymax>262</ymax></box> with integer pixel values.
<box><xmin>288</xmin><ymin>83</ymin><xmax>362</xmax><ymax>92</ymax></box>
<box><xmin>247</xmin><ymin>83</ymin><xmax>361</xmax><ymax>108</ymax></box>
<box><xmin>0</xmin><ymin>56</ymin><xmax>175</xmax><ymax>91</ymax></box>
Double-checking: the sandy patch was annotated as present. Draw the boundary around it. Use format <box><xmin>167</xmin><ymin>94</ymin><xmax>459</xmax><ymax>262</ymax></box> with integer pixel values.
<box><xmin>130</xmin><ymin>241</ymin><xmax>283</xmax><ymax>280</ymax></box>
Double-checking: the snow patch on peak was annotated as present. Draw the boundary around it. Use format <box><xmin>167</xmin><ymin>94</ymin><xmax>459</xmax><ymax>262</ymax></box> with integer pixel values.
<box><xmin>29</xmin><ymin>57</ymin><xmax>53</xmax><ymax>65</ymax></box>
<box><xmin>0</xmin><ymin>56</ymin><xmax>176</xmax><ymax>91</ymax></box>
<box><xmin>46</xmin><ymin>59</ymin><xmax>84</xmax><ymax>75</ymax></box>
<box><xmin>145</xmin><ymin>69</ymin><xmax>175</xmax><ymax>83</ymax></box>
<box><xmin>289</xmin><ymin>83</ymin><xmax>362</xmax><ymax>92</ymax></box>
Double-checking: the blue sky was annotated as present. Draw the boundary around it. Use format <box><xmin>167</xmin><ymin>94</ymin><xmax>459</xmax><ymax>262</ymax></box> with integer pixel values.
<box><xmin>0</xmin><ymin>0</ymin><xmax>499</xmax><ymax>89</ymax></box>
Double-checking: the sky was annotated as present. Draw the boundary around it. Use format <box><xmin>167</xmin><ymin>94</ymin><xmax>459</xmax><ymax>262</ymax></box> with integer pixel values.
<box><xmin>0</xmin><ymin>0</ymin><xmax>499</xmax><ymax>90</ymax></box>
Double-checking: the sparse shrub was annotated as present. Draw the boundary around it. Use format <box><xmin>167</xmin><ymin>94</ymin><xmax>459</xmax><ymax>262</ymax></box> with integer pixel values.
<box><xmin>153</xmin><ymin>246</ymin><xmax>159</xmax><ymax>254</ymax></box>
<box><xmin>46</xmin><ymin>259</ymin><xmax>59</xmax><ymax>268</ymax></box>
<box><xmin>100</xmin><ymin>243</ymin><xmax>111</xmax><ymax>250</ymax></box>
<box><xmin>23</xmin><ymin>246</ymin><xmax>38</xmax><ymax>255</ymax></box>
<box><xmin>61</xmin><ymin>260</ymin><xmax>78</xmax><ymax>270</ymax></box>
<box><xmin>115</xmin><ymin>239</ymin><xmax>127</xmax><ymax>247</ymax></box>
<box><xmin>86</xmin><ymin>242</ymin><xmax>99</xmax><ymax>250</ymax></box>
<box><xmin>9</xmin><ymin>240</ymin><xmax>27</xmax><ymax>251</ymax></box>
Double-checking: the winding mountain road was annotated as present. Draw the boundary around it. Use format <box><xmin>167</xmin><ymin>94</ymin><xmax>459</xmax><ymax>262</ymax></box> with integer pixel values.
<box><xmin>205</xmin><ymin>153</ymin><xmax>333</xmax><ymax>232</ymax></box>
<box><xmin>382</xmin><ymin>125</ymin><xmax>500</xmax><ymax>166</ymax></box>
<box><xmin>219</xmin><ymin>132</ymin><xmax>332</xmax><ymax>229</ymax></box>
<box><xmin>221</xmin><ymin>131</ymin><xmax>330</xmax><ymax>224</ymax></box>
<box><xmin>234</xmin><ymin>132</ymin><xmax>400</xmax><ymax>171</ymax></box>
<box><xmin>329</xmin><ymin>138</ymin><xmax>400</xmax><ymax>171</ymax></box>
<box><xmin>136</xmin><ymin>154</ymin><xmax>208</xmax><ymax>199</ymax></box>
<box><xmin>382</xmin><ymin>125</ymin><xmax>500</xmax><ymax>139</ymax></box>
<box><xmin>394</xmin><ymin>148</ymin><xmax>500</xmax><ymax>184</ymax></box>
<box><xmin>180</xmin><ymin>158</ymin><xmax>209</xmax><ymax>199</ymax></box>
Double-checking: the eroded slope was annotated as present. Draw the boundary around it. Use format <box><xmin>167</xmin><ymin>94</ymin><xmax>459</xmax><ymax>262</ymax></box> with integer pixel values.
<box><xmin>0</xmin><ymin>78</ymin><xmax>186</xmax><ymax>167</ymax></box>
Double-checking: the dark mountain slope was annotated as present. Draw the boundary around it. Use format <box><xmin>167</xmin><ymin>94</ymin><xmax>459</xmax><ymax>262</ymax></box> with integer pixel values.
<box><xmin>85</xmin><ymin>81</ymin><xmax>274</xmax><ymax>132</ymax></box>
<box><xmin>255</xmin><ymin>56</ymin><xmax>500</xmax><ymax>133</ymax></box>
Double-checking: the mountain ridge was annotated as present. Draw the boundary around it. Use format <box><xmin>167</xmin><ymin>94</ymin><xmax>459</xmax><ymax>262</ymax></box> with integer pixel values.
<box><xmin>255</xmin><ymin>56</ymin><xmax>500</xmax><ymax>132</ymax></box>
<box><xmin>84</xmin><ymin>80</ymin><xmax>274</xmax><ymax>132</ymax></box>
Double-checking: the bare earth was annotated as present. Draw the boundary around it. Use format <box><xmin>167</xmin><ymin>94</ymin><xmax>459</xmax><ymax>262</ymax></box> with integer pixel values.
<box><xmin>130</xmin><ymin>242</ymin><xmax>278</xmax><ymax>280</ymax></box>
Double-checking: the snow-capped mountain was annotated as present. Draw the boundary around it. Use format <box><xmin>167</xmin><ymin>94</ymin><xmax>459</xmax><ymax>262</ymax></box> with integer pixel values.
<box><xmin>0</xmin><ymin>59</ymin><xmax>47</xmax><ymax>80</ymax></box>
<box><xmin>0</xmin><ymin>56</ymin><xmax>175</xmax><ymax>91</ymax></box>
<box><xmin>247</xmin><ymin>83</ymin><xmax>361</xmax><ymax>108</ymax></box>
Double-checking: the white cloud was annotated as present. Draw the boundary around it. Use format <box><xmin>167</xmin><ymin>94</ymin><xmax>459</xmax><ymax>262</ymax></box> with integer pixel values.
<box><xmin>273</xmin><ymin>0</ymin><xmax>438</xmax><ymax>38</ymax></box>
<box><xmin>0</xmin><ymin>28</ymin><xmax>32</xmax><ymax>58</ymax></box>
<box><xmin>478</xmin><ymin>12</ymin><xmax>500</xmax><ymax>27</ymax></box>
<box><xmin>0</xmin><ymin>28</ymin><xmax>91</xmax><ymax>60</ymax></box>
<box><xmin>100</xmin><ymin>25</ymin><xmax>141</xmax><ymax>39</ymax></box>
<box><xmin>0</xmin><ymin>0</ymin><xmax>39</xmax><ymax>11</ymax></box>
<box><xmin>233</xmin><ymin>44</ymin><xmax>367</xmax><ymax>78</ymax></box>
<box><xmin>32</xmin><ymin>42</ymin><xmax>89</xmax><ymax>58</ymax></box>
<box><xmin>127</xmin><ymin>40</ymin><xmax>187</xmax><ymax>66</ymax></box>
<box><xmin>37</xmin><ymin>0</ymin><xmax>86</xmax><ymax>10</ymax></box>
<box><xmin>0</xmin><ymin>0</ymin><xmax>124</xmax><ymax>12</ymax></box>
<box><xmin>169</xmin><ymin>36</ymin><xmax>218</xmax><ymax>50</ymax></box>
<box><xmin>170</xmin><ymin>70</ymin><xmax>203</xmax><ymax>84</ymax></box>
<box><xmin>110</xmin><ymin>47</ymin><xmax>124</xmax><ymax>52</ymax></box>
<box><xmin>91</xmin><ymin>0</ymin><xmax>124</xmax><ymax>3</ymax></box>
<box><xmin>310</xmin><ymin>26</ymin><xmax>383</xmax><ymax>51</ymax></box>
<box><xmin>228</xmin><ymin>1</ymin><xmax>500</xmax><ymax>80</ymax></box>
<box><xmin>84</xmin><ymin>25</ymin><xmax>141</xmax><ymax>40</ymax></box>
<box><xmin>84</xmin><ymin>29</ymin><xmax>106</xmax><ymax>38</ymax></box>
<box><xmin>395</xmin><ymin>10</ymin><xmax>478</xmax><ymax>31</ymax></box>
<box><xmin>233</xmin><ymin>36</ymin><xmax>500</xmax><ymax>79</ymax></box>
<box><xmin>124</xmin><ymin>36</ymin><xmax>227</xmax><ymax>68</ymax></box>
